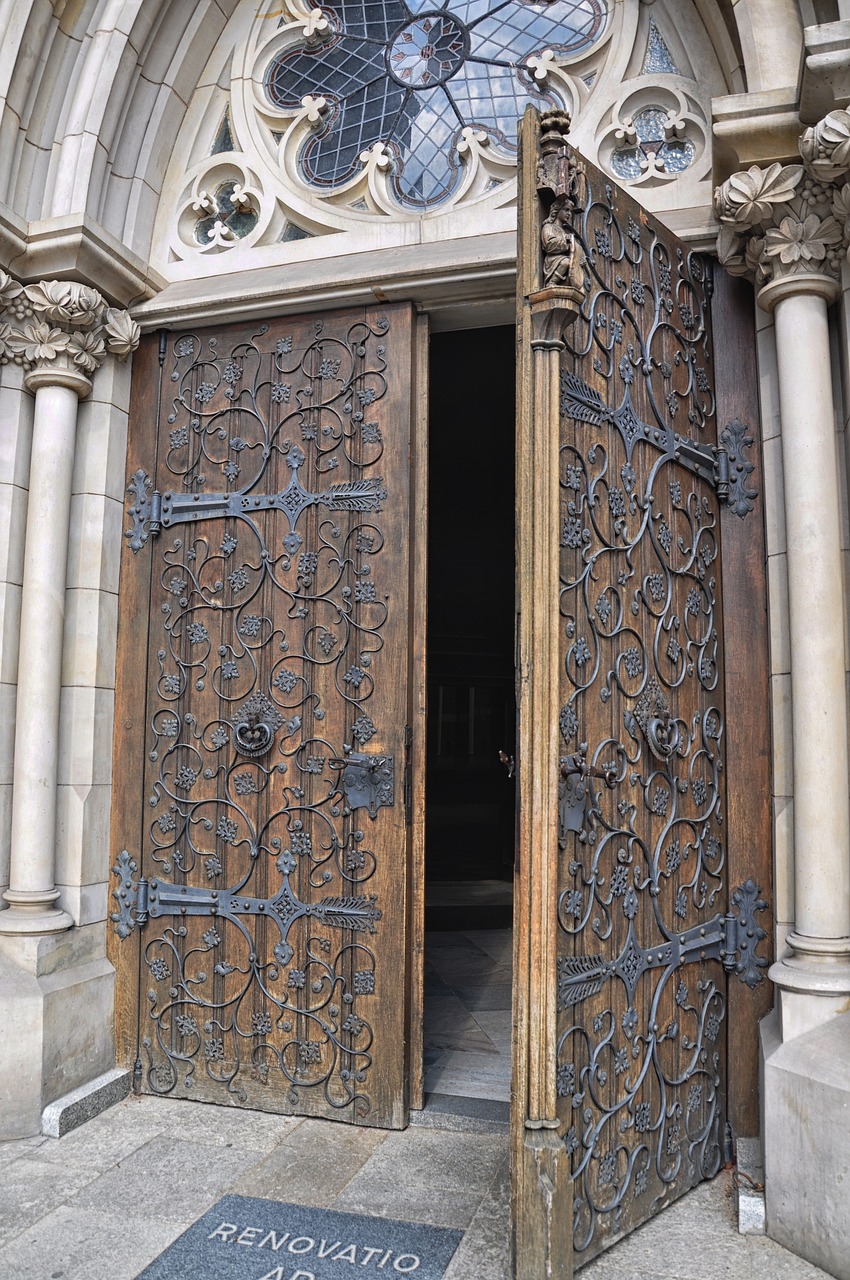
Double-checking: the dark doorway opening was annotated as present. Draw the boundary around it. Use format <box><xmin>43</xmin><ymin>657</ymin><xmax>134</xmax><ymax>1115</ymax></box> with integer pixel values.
<box><xmin>420</xmin><ymin>325</ymin><xmax>515</xmax><ymax>1116</ymax></box>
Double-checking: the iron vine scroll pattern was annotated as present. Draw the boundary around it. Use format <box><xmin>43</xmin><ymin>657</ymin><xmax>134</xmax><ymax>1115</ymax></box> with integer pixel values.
<box><xmin>554</xmin><ymin>159</ymin><xmax>728</xmax><ymax>1256</ymax></box>
<box><xmin>118</xmin><ymin>314</ymin><xmax>405</xmax><ymax>1120</ymax></box>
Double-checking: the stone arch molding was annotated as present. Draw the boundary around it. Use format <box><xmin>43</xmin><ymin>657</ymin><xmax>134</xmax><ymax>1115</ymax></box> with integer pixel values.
<box><xmin>154</xmin><ymin>0</ymin><xmax>732</xmax><ymax>276</ymax></box>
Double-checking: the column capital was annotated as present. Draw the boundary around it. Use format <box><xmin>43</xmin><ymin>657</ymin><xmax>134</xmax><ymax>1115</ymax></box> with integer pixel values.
<box><xmin>0</xmin><ymin>273</ymin><xmax>140</xmax><ymax>394</ymax></box>
<box><xmin>714</xmin><ymin>109</ymin><xmax>850</xmax><ymax>304</ymax></box>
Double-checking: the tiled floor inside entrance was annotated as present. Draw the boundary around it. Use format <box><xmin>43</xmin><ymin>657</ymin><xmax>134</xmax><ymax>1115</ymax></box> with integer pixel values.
<box><xmin>423</xmin><ymin>929</ymin><xmax>513</xmax><ymax>1108</ymax></box>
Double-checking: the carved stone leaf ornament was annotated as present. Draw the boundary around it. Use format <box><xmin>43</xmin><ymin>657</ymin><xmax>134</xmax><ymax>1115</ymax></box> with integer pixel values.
<box><xmin>0</xmin><ymin>271</ymin><xmax>139</xmax><ymax>379</ymax></box>
<box><xmin>715</xmin><ymin>109</ymin><xmax>850</xmax><ymax>286</ymax></box>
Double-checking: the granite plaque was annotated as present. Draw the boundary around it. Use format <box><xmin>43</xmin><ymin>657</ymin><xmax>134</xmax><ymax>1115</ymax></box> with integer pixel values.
<box><xmin>136</xmin><ymin>1194</ymin><xmax>464</xmax><ymax>1280</ymax></box>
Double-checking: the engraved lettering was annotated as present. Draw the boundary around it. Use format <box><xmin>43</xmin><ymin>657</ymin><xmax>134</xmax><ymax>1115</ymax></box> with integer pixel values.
<box><xmin>333</xmin><ymin>1244</ymin><xmax>358</xmax><ymax>1263</ymax></box>
<box><xmin>288</xmin><ymin>1237</ymin><xmax>316</xmax><ymax>1254</ymax></box>
<box><xmin>209</xmin><ymin>1222</ymin><xmax>239</xmax><ymax>1242</ymax></box>
<box><xmin>238</xmin><ymin>1228</ymin><xmax>262</xmax><ymax>1246</ymax></box>
<box><xmin>258</xmin><ymin>1232</ymin><xmax>291</xmax><ymax>1251</ymax></box>
<box><xmin>317</xmin><ymin>1240</ymin><xmax>342</xmax><ymax>1257</ymax></box>
<box><xmin>393</xmin><ymin>1257</ymin><xmax>420</xmax><ymax>1272</ymax></box>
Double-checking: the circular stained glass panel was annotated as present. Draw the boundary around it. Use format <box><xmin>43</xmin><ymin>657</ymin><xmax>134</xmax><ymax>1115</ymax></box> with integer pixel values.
<box><xmin>265</xmin><ymin>0</ymin><xmax>608</xmax><ymax>209</ymax></box>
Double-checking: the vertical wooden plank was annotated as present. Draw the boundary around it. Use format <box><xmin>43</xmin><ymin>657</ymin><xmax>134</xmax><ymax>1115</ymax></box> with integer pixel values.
<box><xmin>512</xmin><ymin>105</ymin><xmax>575</xmax><ymax>1280</ymax></box>
<box><xmin>713</xmin><ymin>270</ymin><xmax>774</xmax><ymax>1139</ymax></box>
<box><xmin>408</xmin><ymin>312</ymin><xmax>429</xmax><ymax>1112</ymax></box>
<box><xmin>108</xmin><ymin>332</ymin><xmax>160</xmax><ymax>1069</ymax></box>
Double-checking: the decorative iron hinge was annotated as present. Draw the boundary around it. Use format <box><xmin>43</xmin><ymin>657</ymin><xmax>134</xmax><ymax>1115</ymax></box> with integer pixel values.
<box><xmin>110</xmin><ymin>850</ymin><xmax>149</xmax><ymax>938</ymax></box>
<box><xmin>560</xmin><ymin>372</ymin><xmax>758</xmax><ymax>518</ymax></box>
<box><xmin>125</xmin><ymin>444</ymin><xmax>387</xmax><ymax>552</ymax></box>
<box><xmin>557</xmin><ymin>879</ymin><xmax>768</xmax><ymax>1008</ymax></box>
<box><xmin>111</xmin><ymin>849</ymin><xmax>381</xmax><ymax>966</ymax></box>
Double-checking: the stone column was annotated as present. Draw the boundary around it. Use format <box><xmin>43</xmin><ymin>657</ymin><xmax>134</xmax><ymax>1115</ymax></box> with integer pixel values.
<box><xmin>716</xmin><ymin>112</ymin><xmax>850</xmax><ymax>1277</ymax></box>
<box><xmin>1</xmin><ymin>368</ymin><xmax>89</xmax><ymax>930</ymax></box>
<box><xmin>716</xmin><ymin>114</ymin><xmax>850</xmax><ymax>1037</ymax></box>
<box><xmin>0</xmin><ymin>278</ymin><xmax>139</xmax><ymax>935</ymax></box>
<box><xmin>760</xmin><ymin>273</ymin><xmax>850</xmax><ymax>1033</ymax></box>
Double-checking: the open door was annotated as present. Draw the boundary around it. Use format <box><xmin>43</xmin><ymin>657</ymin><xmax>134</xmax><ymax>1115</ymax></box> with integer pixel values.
<box><xmin>512</xmin><ymin>109</ymin><xmax>769</xmax><ymax>1275</ymax></box>
<box><xmin>110</xmin><ymin>304</ymin><xmax>418</xmax><ymax>1129</ymax></box>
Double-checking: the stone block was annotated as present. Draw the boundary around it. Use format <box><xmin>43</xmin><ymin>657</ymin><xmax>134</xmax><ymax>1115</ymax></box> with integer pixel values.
<box><xmin>0</xmin><ymin>581</ymin><xmax>21</xmax><ymax>684</ymax></box>
<box><xmin>68</xmin><ymin>1135</ymin><xmax>260</xmax><ymax>1222</ymax></box>
<box><xmin>55</xmin><ymin>781</ymin><xmax>113</xmax><ymax>892</ymax></box>
<box><xmin>0</xmin><ymin>481</ymin><xmax>27</xmax><ymax>585</ymax></box>
<box><xmin>770</xmin><ymin>674</ymin><xmax>793</xmax><ymax>797</ymax></box>
<box><xmin>773</xmin><ymin>794</ymin><xmax>794</xmax><ymax>925</ymax></box>
<box><xmin>735</xmin><ymin>1137</ymin><xmax>765</xmax><ymax>1235</ymax></box>
<box><xmin>228</xmin><ymin>1118</ymin><xmax>388</xmax><ymax>1206</ymax></box>
<box><xmin>61</xmin><ymin>587</ymin><xmax>119</xmax><ymax>689</ymax></box>
<box><xmin>762</xmin><ymin>1009</ymin><xmax>850</xmax><ymax>1278</ymax></box>
<box><xmin>761</xmin><ymin>435</ymin><xmax>787</xmax><ymax>557</ymax></box>
<box><xmin>0</xmin><ymin>929</ymin><xmax>115</xmax><ymax>1139</ymax></box>
<box><xmin>767</xmin><ymin>552</ymin><xmax>790</xmax><ymax>676</ymax></box>
<box><xmin>56</xmin><ymin>880</ymin><xmax>109</xmax><ymax>927</ymax></box>
<box><xmin>0</xmin><ymin>370</ymin><xmax>33</xmax><ymax>490</ymax></box>
<box><xmin>57</xmin><ymin>686</ymin><xmax>114</xmax><ymax>786</ymax></box>
<box><xmin>66</xmin><ymin>493</ymin><xmax>123</xmax><ymax>594</ymax></box>
<box><xmin>0</xmin><ymin>682</ymin><xmax>16</xmax><ymax>785</ymax></box>
<box><xmin>0</xmin><ymin>1204</ymin><xmax>186</xmax><ymax>1280</ymax></box>
<box><xmin>72</xmin><ymin>394</ymin><xmax>129</xmax><ymax>504</ymax></box>
<box><xmin>42</xmin><ymin>1067</ymin><xmax>131</xmax><ymax>1138</ymax></box>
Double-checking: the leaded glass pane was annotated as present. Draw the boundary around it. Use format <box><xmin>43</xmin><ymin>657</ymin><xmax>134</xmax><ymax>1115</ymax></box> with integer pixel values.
<box><xmin>265</xmin><ymin>0</ymin><xmax>609</xmax><ymax>209</ymax></box>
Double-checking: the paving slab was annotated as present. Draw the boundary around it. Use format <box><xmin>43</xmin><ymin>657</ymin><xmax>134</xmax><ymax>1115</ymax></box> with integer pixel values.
<box><xmin>228</xmin><ymin>1117</ymin><xmax>388</xmax><ymax>1206</ymax></box>
<box><xmin>0</xmin><ymin>1204</ymin><xmax>187</xmax><ymax>1280</ymax></box>
<box><xmin>67</xmin><ymin>1134</ymin><xmax>262</xmax><ymax>1224</ymax></box>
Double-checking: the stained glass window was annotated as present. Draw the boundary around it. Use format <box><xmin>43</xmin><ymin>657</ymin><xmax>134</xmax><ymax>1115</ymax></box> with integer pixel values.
<box><xmin>610</xmin><ymin>106</ymin><xmax>695</xmax><ymax>180</ymax></box>
<box><xmin>265</xmin><ymin>0</ymin><xmax>608</xmax><ymax>209</ymax></box>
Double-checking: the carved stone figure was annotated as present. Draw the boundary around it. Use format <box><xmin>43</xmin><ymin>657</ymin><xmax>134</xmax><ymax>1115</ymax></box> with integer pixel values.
<box><xmin>541</xmin><ymin>197</ymin><xmax>583</xmax><ymax>290</ymax></box>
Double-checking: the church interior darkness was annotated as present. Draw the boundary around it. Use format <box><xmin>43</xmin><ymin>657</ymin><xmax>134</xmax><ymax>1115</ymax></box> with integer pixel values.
<box><xmin>421</xmin><ymin>325</ymin><xmax>517</xmax><ymax>1108</ymax></box>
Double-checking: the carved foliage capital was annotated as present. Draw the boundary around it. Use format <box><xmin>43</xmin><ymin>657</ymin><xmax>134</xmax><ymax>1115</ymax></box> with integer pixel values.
<box><xmin>714</xmin><ymin>110</ymin><xmax>850</xmax><ymax>289</ymax></box>
<box><xmin>0</xmin><ymin>272</ymin><xmax>140</xmax><ymax>387</ymax></box>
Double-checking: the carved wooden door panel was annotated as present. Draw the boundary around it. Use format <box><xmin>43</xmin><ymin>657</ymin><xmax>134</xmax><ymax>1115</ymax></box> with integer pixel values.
<box><xmin>513</xmin><ymin>110</ymin><xmax>768</xmax><ymax>1276</ymax></box>
<box><xmin>110</xmin><ymin>304</ymin><xmax>416</xmax><ymax>1128</ymax></box>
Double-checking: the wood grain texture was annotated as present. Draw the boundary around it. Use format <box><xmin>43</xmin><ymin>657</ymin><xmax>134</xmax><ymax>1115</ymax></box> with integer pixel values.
<box><xmin>111</xmin><ymin>306</ymin><xmax>416</xmax><ymax>1128</ymax></box>
<box><xmin>110</xmin><ymin>331</ymin><xmax>160</xmax><ymax>1070</ymax></box>
<box><xmin>408</xmin><ymin>312</ymin><xmax>429</xmax><ymax>1112</ymax></box>
<box><xmin>512</xmin><ymin>105</ymin><xmax>575</xmax><ymax>1280</ymax></box>
<box><xmin>555</xmin><ymin>149</ymin><xmax>730</xmax><ymax>1262</ymax></box>
<box><xmin>712</xmin><ymin>270</ymin><xmax>773</xmax><ymax>1140</ymax></box>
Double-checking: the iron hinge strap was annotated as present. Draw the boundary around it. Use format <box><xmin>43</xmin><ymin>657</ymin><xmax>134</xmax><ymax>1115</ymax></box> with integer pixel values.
<box><xmin>403</xmin><ymin>724</ymin><xmax>413</xmax><ymax>826</ymax></box>
<box><xmin>558</xmin><ymin>881</ymin><xmax>769</xmax><ymax>1011</ymax></box>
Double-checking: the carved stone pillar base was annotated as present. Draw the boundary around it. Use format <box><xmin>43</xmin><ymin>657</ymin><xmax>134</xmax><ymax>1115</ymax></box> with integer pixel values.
<box><xmin>0</xmin><ymin>928</ymin><xmax>115</xmax><ymax>1138</ymax></box>
<box><xmin>0</xmin><ymin>889</ymin><xmax>73</xmax><ymax>935</ymax></box>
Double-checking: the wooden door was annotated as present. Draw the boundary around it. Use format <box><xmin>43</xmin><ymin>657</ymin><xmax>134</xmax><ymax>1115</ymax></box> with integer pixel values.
<box><xmin>512</xmin><ymin>109</ymin><xmax>770</xmax><ymax>1275</ymax></box>
<box><xmin>110</xmin><ymin>304</ymin><xmax>418</xmax><ymax>1128</ymax></box>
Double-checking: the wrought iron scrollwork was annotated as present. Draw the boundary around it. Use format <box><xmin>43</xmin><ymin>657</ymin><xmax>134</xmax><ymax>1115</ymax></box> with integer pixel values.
<box><xmin>550</xmin><ymin>143</ymin><xmax>758</xmax><ymax>1254</ymax></box>
<box><xmin>116</xmin><ymin>313</ymin><xmax>398</xmax><ymax>1117</ymax></box>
